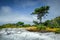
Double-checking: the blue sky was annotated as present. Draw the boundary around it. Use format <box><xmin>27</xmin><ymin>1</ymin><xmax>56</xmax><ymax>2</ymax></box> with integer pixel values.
<box><xmin>0</xmin><ymin>0</ymin><xmax>60</xmax><ymax>25</ymax></box>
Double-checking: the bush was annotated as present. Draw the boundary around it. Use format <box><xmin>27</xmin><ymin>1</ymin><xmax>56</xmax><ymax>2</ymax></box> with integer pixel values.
<box><xmin>55</xmin><ymin>30</ymin><xmax>60</xmax><ymax>34</ymax></box>
<box><xmin>23</xmin><ymin>24</ymin><xmax>31</xmax><ymax>27</ymax></box>
<box><xmin>0</xmin><ymin>26</ymin><xmax>3</xmax><ymax>29</ymax></box>
<box><xmin>36</xmin><ymin>24</ymin><xmax>46</xmax><ymax>30</ymax></box>
<box><xmin>16</xmin><ymin>22</ymin><xmax>24</xmax><ymax>26</ymax></box>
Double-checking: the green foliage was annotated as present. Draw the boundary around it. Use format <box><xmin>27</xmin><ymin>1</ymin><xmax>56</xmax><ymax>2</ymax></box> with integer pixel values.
<box><xmin>52</xmin><ymin>21</ymin><xmax>59</xmax><ymax>28</ymax></box>
<box><xmin>16</xmin><ymin>22</ymin><xmax>24</xmax><ymax>26</ymax></box>
<box><xmin>32</xmin><ymin>6</ymin><xmax>49</xmax><ymax>24</ymax></box>
<box><xmin>0</xmin><ymin>26</ymin><xmax>3</xmax><ymax>29</ymax></box>
<box><xmin>32</xmin><ymin>6</ymin><xmax>49</xmax><ymax>14</ymax></box>
<box><xmin>54</xmin><ymin>16</ymin><xmax>60</xmax><ymax>27</ymax></box>
<box><xmin>44</xmin><ymin>20</ymin><xmax>51</xmax><ymax>26</ymax></box>
<box><xmin>1</xmin><ymin>23</ymin><xmax>17</xmax><ymax>28</ymax></box>
<box><xmin>0</xmin><ymin>21</ymin><xmax>31</xmax><ymax>28</ymax></box>
<box><xmin>33</xmin><ymin>21</ymin><xmax>39</xmax><ymax>25</ymax></box>
<box><xmin>43</xmin><ymin>16</ymin><xmax>60</xmax><ymax>28</ymax></box>
<box><xmin>48</xmin><ymin>16</ymin><xmax>60</xmax><ymax>28</ymax></box>
<box><xmin>36</xmin><ymin>24</ymin><xmax>46</xmax><ymax>30</ymax></box>
<box><xmin>23</xmin><ymin>24</ymin><xmax>31</xmax><ymax>27</ymax></box>
<box><xmin>55</xmin><ymin>29</ymin><xmax>60</xmax><ymax>34</ymax></box>
<box><xmin>44</xmin><ymin>20</ymin><xmax>58</xmax><ymax>28</ymax></box>
<box><xmin>49</xmin><ymin>16</ymin><xmax>60</xmax><ymax>28</ymax></box>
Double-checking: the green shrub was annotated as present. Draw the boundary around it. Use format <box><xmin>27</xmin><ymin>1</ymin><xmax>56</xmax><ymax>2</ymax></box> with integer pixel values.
<box><xmin>55</xmin><ymin>30</ymin><xmax>60</xmax><ymax>34</ymax></box>
<box><xmin>23</xmin><ymin>24</ymin><xmax>30</xmax><ymax>27</ymax></box>
<box><xmin>36</xmin><ymin>24</ymin><xmax>46</xmax><ymax>30</ymax></box>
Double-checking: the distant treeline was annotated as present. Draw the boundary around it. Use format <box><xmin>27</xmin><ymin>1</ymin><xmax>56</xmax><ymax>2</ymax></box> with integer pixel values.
<box><xmin>43</xmin><ymin>16</ymin><xmax>60</xmax><ymax>28</ymax></box>
<box><xmin>0</xmin><ymin>21</ymin><xmax>31</xmax><ymax>28</ymax></box>
<box><xmin>0</xmin><ymin>16</ymin><xmax>60</xmax><ymax>29</ymax></box>
<box><xmin>33</xmin><ymin>16</ymin><xmax>60</xmax><ymax>28</ymax></box>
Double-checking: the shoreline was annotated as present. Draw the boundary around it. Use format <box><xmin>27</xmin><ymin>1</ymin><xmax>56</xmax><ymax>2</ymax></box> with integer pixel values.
<box><xmin>0</xmin><ymin>28</ymin><xmax>60</xmax><ymax>34</ymax></box>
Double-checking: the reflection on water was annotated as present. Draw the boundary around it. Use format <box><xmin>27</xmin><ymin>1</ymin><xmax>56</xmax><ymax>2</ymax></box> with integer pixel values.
<box><xmin>0</xmin><ymin>28</ymin><xmax>60</xmax><ymax>40</ymax></box>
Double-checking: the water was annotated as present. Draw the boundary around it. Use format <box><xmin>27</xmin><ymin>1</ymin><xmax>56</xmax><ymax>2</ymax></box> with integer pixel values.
<box><xmin>0</xmin><ymin>28</ymin><xmax>60</xmax><ymax>40</ymax></box>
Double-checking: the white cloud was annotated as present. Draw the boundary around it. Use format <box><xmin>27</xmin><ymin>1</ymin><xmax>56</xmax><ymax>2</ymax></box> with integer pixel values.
<box><xmin>1</xmin><ymin>6</ymin><xmax>12</xmax><ymax>14</ymax></box>
<box><xmin>0</xmin><ymin>6</ymin><xmax>37</xmax><ymax>25</ymax></box>
<box><xmin>0</xmin><ymin>6</ymin><xmax>13</xmax><ymax>16</ymax></box>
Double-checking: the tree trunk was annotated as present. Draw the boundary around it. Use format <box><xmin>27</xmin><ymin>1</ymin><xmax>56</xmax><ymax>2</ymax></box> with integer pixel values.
<box><xmin>39</xmin><ymin>17</ymin><xmax>42</xmax><ymax>27</ymax></box>
<box><xmin>39</xmin><ymin>17</ymin><xmax>42</xmax><ymax>24</ymax></box>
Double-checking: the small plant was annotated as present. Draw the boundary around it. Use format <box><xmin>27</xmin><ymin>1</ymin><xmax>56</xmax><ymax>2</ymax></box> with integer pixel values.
<box><xmin>36</xmin><ymin>24</ymin><xmax>46</xmax><ymax>30</ymax></box>
<box><xmin>55</xmin><ymin>29</ymin><xmax>60</xmax><ymax>34</ymax></box>
<box><xmin>23</xmin><ymin>24</ymin><xmax>30</xmax><ymax>27</ymax></box>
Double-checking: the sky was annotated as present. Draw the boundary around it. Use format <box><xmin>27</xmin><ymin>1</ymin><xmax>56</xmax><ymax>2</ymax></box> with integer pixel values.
<box><xmin>0</xmin><ymin>0</ymin><xmax>60</xmax><ymax>25</ymax></box>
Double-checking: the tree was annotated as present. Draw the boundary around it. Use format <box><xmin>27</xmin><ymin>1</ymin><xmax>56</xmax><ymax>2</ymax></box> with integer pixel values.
<box><xmin>44</xmin><ymin>20</ymin><xmax>51</xmax><ymax>26</ymax></box>
<box><xmin>33</xmin><ymin>21</ymin><xmax>39</xmax><ymax>25</ymax></box>
<box><xmin>23</xmin><ymin>24</ymin><xmax>31</xmax><ymax>27</ymax></box>
<box><xmin>51</xmin><ymin>16</ymin><xmax>60</xmax><ymax>28</ymax></box>
<box><xmin>55</xmin><ymin>16</ymin><xmax>60</xmax><ymax>26</ymax></box>
<box><xmin>2</xmin><ymin>23</ymin><xmax>16</xmax><ymax>28</ymax></box>
<box><xmin>32</xmin><ymin>6</ymin><xmax>49</xmax><ymax>24</ymax></box>
<box><xmin>16</xmin><ymin>22</ymin><xmax>24</xmax><ymax>26</ymax></box>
